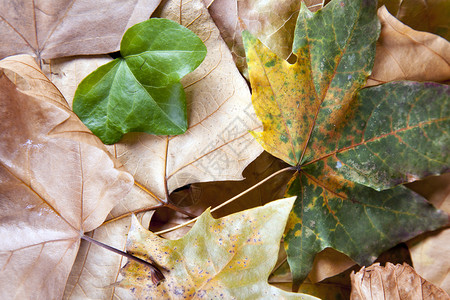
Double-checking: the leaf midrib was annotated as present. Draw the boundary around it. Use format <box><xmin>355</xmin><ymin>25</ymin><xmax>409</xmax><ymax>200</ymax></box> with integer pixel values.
<box><xmin>125</xmin><ymin>49</ymin><xmax>205</xmax><ymax>59</ymax></box>
<box><xmin>298</xmin><ymin>1</ymin><xmax>362</xmax><ymax>166</ymax></box>
<box><xmin>123</xmin><ymin>59</ymin><xmax>186</xmax><ymax>132</ymax></box>
<box><xmin>302</xmin><ymin>116</ymin><xmax>449</xmax><ymax>167</ymax></box>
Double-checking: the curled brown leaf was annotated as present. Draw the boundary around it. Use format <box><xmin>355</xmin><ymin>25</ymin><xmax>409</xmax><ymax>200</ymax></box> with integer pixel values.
<box><xmin>367</xmin><ymin>6</ymin><xmax>450</xmax><ymax>86</ymax></box>
<box><xmin>351</xmin><ymin>263</ymin><xmax>450</xmax><ymax>300</ymax></box>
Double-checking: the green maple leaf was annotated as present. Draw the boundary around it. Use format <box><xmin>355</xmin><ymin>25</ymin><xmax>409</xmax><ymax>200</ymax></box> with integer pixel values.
<box><xmin>243</xmin><ymin>0</ymin><xmax>449</xmax><ymax>289</ymax></box>
<box><xmin>118</xmin><ymin>198</ymin><xmax>319</xmax><ymax>299</ymax></box>
<box><xmin>73</xmin><ymin>18</ymin><xmax>206</xmax><ymax>144</ymax></box>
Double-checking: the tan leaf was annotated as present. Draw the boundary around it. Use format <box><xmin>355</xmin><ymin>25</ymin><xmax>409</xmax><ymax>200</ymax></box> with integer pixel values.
<box><xmin>378</xmin><ymin>0</ymin><xmax>450</xmax><ymax>40</ymax></box>
<box><xmin>407</xmin><ymin>173</ymin><xmax>450</xmax><ymax>295</ymax></box>
<box><xmin>204</xmin><ymin>0</ymin><xmax>324</xmax><ymax>74</ymax></box>
<box><xmin>270</xmin><ymin>262</ymin><xmax>352</xmax><ymax>299</ymax></box>
<box><xmin>0</xmin><ymin>0</ymin><xmax>161</xmax><ymax>60</ymax></box>
<box><xmin>238</xmin><ymin>0</ymin><xmax>323</xmax><ymax>59</ymax></box>
<box><xmin>42</xmin><ymin>56</ymin><xmax>162</xmax><ymax>216</ymax></box>
<box><xmin>366</xmin><ymin>6</ymin><xmax>450</xmax><ymax>87</ymax></box>
<box><xmin>41</xmin><ymin>2</ymin><xmax>262</xmax><ymax>297</ymax></box>
<box><xmin>42</xmin><ymin>55</ymin><xmax>114</xmax><ymax>106</ymax></box>
<box><xmin>269</xmin><ymin>247</ymin><xmax>356</xmax><ymax>287</ymax></box>
<box><xmin>111</xmin><ymin>0</ymin><xmax>263</xmax><ymax>202</ymax></box>
<box><xmin>63</xmin><ymin>214</ymin><xmax>152</xmax><ymax>299</ymax></box>
<box><xmin>350</xmin><ymin>263</ymin><xmax>450</xmax><ymax>299</ymax></box>
<box><xmin>0</xmin><ymin>55</ymin><xmax>133</xmax><ymax>299</ymax></box>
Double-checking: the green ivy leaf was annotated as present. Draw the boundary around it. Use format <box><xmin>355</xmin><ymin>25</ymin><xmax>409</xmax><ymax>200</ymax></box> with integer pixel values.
<box><xmin>73</xmin><ymin>18</ymin><xmax>206</xmax><ymax>144</ymax></box>
<box><xmin>243</xmin><ymin>0</ymin><xmax>450</xmax><ymax>289</ymax></box>
<box><xmin>118</xmin><ymin>198</ymin><xmax>319</xmax><ymax>299</ymax></box>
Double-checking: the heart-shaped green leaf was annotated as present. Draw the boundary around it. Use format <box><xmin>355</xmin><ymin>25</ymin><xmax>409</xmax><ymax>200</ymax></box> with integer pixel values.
<box><xmin>73</xmin><ymin>18</ymin><xmax>207</xmax><ymax>144</ymax></box>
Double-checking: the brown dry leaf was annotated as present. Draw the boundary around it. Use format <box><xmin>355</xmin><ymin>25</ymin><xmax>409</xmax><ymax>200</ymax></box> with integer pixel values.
<box><xmin>407</xmin><ymin>173</ymin><xmax>450</xmax><ymax>295</ymax></box>
<box><xmin>204</xmin><ymin>0</ymin><xmax>324</xmax><ymax>74</ymax></box>
<box><xmin>0</xmin><ymin>55</ymin><xmax>133</xmax><ymax>299</ymax></box>
<box><xmin>63</xmin><ymin>213</ymin><xmax>153</xmax><ymax>299</ymax></box>
<box><xmin>42</xmin><ymin>55</ymin><xmax>159</xmax><ymax>297</ymax></box>
<box><xmin>350</xmin><ymin>263</ymin><xmax>450</xmax><ymax>299</ymax></box>
<box><xmin>0</xmin><ymin>0</ymin><xmax>161</xmax><ymax>60</ymax></box>
<box><xmin>42</xmin><ymin>2</ymin><xmax>262</xmax><ymax>296</ymax></box>
<box><xmin>269</xmin><ymin>247</ymin><xmax>356</xmax><ymax>288</ymax></box>
<box><xmin>202</xmin><ymin>0</ymin><xmax>247</xmax><ymax>74</ymax></box>
<box><xmin>238</xmin><ymin>0</ymin><xmax>323</xmax><ymax>59</ymax></box>
<box><xmin>270</xmin><ymin>262</ymin><xmax>352</xmax><ymax>299</ymax></box>
<box><xmin>42</xmin><ymin>55</ymin><xmax>113</xmax><ymax>105</ymax></box>
<box><xmin>366</xmin><ymin>6</ymin><xmax>450</xmax><ymax>87</ymax></box>
<box><xmin>110</xmin><ymin>0</ymin><xmax>263</xmax><ymax>203</ymax></box>
<box><xmin>41</xmin><ymin>56</ymin><xmax>160</xmax><ymax>218</ymax></box>
<box><xmin>379</xmin><ymin>0</ymin><xmax>450</xmax><ymax>40</ymax></box>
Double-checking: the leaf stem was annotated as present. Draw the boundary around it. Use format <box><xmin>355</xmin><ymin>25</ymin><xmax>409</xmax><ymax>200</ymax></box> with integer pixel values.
<box><xmin>134</xmin><ymin>181</ymin><xmax>164</xmax><ymax>204</ymax></box>
<box><xmin>81</xmin><ymin>235</ymin><xmax>165</xmax><ymax>285</ymax></box>
<box><xmin>155</xmin><ymin>166</ymin><xmax>296</xmax><ymax>235</ymax></box>
<box><xmin>163</xmin><ymin>136</ymin><xmax>170</xmax><ymax>202</ymax></box>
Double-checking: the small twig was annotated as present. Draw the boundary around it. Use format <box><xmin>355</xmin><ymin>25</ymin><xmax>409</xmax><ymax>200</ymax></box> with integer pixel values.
<box><xmin>155</xmin><ymin>166</ymin><xmax>296</xmax><ymax>235</ymax></box>
<box><xmin>81</xmin><ymin>235</ymin><xmax>165</xmax><ymax>285</ymax></box>
<box><xmin>163</xmin><ymin>136</ymin><xmax>170</xmax><ymax>202</ymax></box>
<box><xmin>162</xmin><ymin>136</ymin><xmax>197</xmax><ymax>218</ymax></box>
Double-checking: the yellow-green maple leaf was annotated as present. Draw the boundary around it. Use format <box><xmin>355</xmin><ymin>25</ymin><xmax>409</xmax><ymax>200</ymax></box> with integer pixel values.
<box><xmin>118</xmin><ymin>198</ymin><xmax>319</xmax><ymax>300</ymax></box>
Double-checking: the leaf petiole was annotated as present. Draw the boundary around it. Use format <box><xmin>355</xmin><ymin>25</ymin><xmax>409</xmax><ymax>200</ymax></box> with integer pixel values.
<box><xmin>155</xmin><ymin>166</ymin><xmax>296</xmax><ymax>235</ymax></box>
<box><xmin>81</xmin><ymin>235</ymin><xmax>165</xmax><ymax>285</ymax></box>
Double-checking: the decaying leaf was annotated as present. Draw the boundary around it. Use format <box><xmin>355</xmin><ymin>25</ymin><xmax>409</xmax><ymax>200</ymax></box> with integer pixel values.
<box><xmin>244</xmin><ymin>0</ymin><xmax>449</xmax><ymax>289</ymax></box>
<box><xmin>350</xmin><ymin>263</ymin><xmax>450</xmax><ymax>299</ymax></box>
<box><xmin>202</xmin><ymin>0</ymin><xmax>247</xmax><ymax>74</ymax></box>
<box><xmin>379</xmin><ymin>0</ymin><xmax>450</xmax><ymax>40</ymax></box>
<box><xmin>0</xmin><ymin>55</ymin><xmax>133</xmax><ymax>299</ymax></box>
<box><xmin>367</xmin><ymin>7</ymin><xmax>450</xmax><ymax>87</ymax></box>
<box><xmin>204</xmin><ymin>0</ymin><xmax>324</xmax><ymax>74</ymax></box>
<box><xmin>110</xmin><ymin>0</ymin><xmax>263</xmax><ymax>202</ymax></box>
<box><xmin>407</xmin><ymin>173</ymin><xmax>450</xmax><ymax>294</ymax></box>
<box><xmin>0</xmin><ymin>0</ymin><xmax>161</xmax><ymax>60</ymax></box>
<box><xmin>238</xmin><ymin>0</ymin><xmax>324</xmax><ymax>60</ymax></box>
<box><xmin>118</xmin><ymin>198</ymin><xmax>319</xmax><ymax>299</ymax></box>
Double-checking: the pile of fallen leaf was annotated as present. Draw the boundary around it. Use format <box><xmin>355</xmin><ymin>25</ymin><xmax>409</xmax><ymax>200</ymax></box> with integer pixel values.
<box><xmin>0</xmin><ymin>0</ymin><xmax>449</xmax><ymax>299</ymax></box>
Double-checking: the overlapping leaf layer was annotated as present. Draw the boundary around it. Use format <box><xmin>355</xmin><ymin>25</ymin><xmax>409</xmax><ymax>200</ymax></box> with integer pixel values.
<box><xmin>244</xmin><ymin>0</ymin><xmax>450</xmax><ymax>289</ymax></box>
